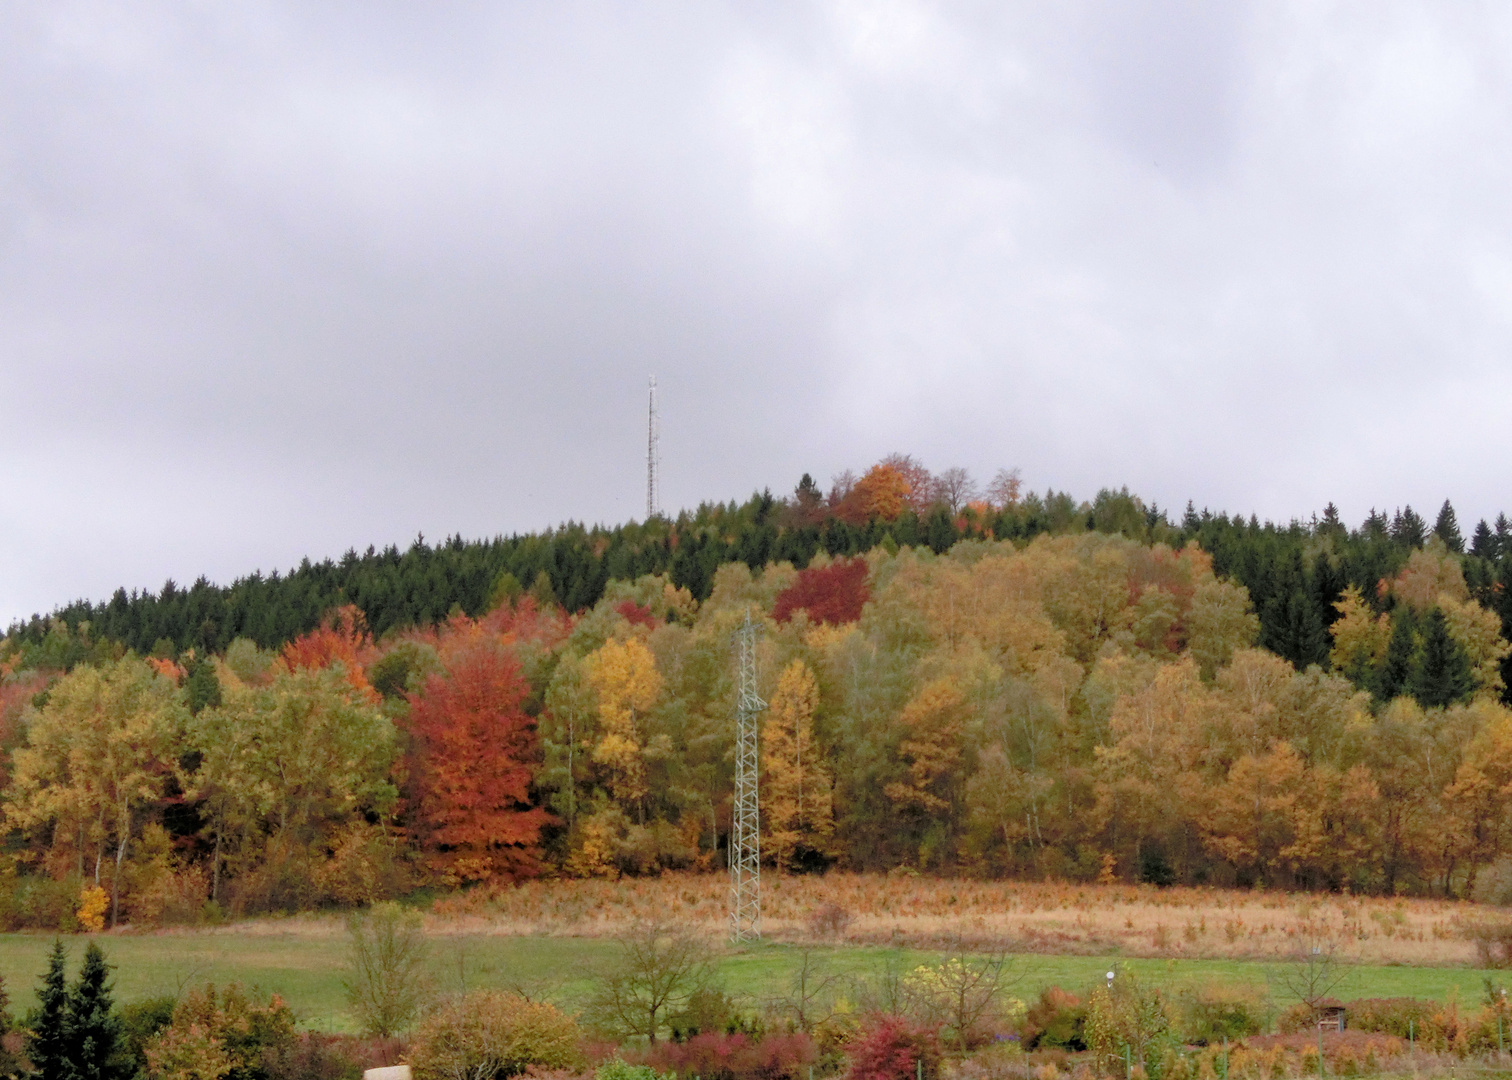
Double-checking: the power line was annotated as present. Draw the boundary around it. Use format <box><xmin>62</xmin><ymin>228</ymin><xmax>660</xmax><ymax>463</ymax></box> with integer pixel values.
<box><xmin>730</xmin><ymin>608</ymin><xmax>764</xmax><ymax>942</ymax></box>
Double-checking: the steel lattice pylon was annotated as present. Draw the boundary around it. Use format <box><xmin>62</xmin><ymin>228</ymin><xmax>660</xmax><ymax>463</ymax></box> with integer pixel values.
<box><xmin>730</xmin><ymin>609</ymin><xmax>765</xmax><ymax>942</ymax></box>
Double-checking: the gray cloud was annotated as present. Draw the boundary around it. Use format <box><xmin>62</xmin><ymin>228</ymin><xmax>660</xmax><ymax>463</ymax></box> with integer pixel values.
<box><xmin>3</xmin><ymin>1</ymin><xmax>1512</xmax><ymax>621</ymax></box>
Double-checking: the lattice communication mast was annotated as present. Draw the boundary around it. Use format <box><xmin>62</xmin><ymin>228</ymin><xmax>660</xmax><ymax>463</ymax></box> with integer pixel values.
<box><xmin>730</xmin><ymin>609</ymin><xmax>765</xmax><ymax>942</ymax></box>
<box><xmin>646</xmin><ymin>375</ymin><xmax>659</xmax><ymax>520</ymax></box>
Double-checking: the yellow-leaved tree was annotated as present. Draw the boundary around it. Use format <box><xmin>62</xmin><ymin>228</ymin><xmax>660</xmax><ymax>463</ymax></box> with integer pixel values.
<box><xmin>760</xmin><ymin>659</ymin><xmax>833</xmax><ymax>871</ymax></box>
<box><xmin>885</xmin><ymin>678</ymin><xmax>971</xmax><ymax>817</ymax></box>
<box><xmin>7</xmin><ymin>656</ymin><xmax>185</xmax><ymax>927</ymax></box>
<box><xmin>1438</xmin><ymin>595</ymin><xmax>1512</xmax><ymax>701</ymax></box>
<box><xmin>1328</xmin><ymin>585</ymin><xmax>1390</xmax><ymax>682</ymax></box>
<box><xmin>585</xmin><ymin>636</ymin><xmax>663</xmax><ymax>814</ymax></box>
<box><xmin>1186</xmin><ymin>578</ymin><xmax>1260</xmax><ymax>679</ymax></box>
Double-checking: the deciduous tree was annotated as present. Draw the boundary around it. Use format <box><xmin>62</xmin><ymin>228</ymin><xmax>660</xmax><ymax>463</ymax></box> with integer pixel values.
<box><xmin>585</xmin><ymin>636</ymin><xmax>663</xmax><ymax>813</ymax></box>
<box><xmin>761</xmin><ymin>660</ymin><xmax>834</xmax><ymax>871</ymax></box>
<box><xmin>772</xmin><ymin>559</ymin><xmax>870</xmax><ymax>626</ymax></box>
<box><xmin>6</xmin><ymin>657</ymin><xmax>184</xmax><ymax>926</ymax></box>
<box><xmin>405</xmin><ymin>640</ymin><xmax>548</xmax><ymax>881</ymax></box>
<box><xmin>185</xmin><ymin>666</ymin><xmax>396</xmax><ymax>891</ymax></box>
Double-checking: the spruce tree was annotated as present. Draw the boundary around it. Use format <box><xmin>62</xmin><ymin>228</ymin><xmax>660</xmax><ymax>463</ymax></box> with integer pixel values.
<box><xmin>1391</xmin><ymin>506</ymin><xmax>1427</xmax><ymax>547</ymax></box>
<box><xmin>29</xmin><ymin>941</ymin><xmax>70</xmax><ymax>1080</ymax></box>
<box><xmin>1472</xmin><ymin>519</ymin><xmax>1497</xmax><ymax>560</ymax></box>
<box><xmin>1376</xmin><ymin>607</ymin><xmax>1418</xmax><ymax>702</ymax></box>
<box><xmin>184</xmin><ymin>657</ymin><xmax>222</xmax><ymax>715</ymax></box>
<box><xmin>1433</xmin><ymin>499</ymin><xmax>1464</xmax><ymax>553</ymax></box>
<box><xmin>1411</xmin><ymin>607</ymin><xmax>1475</xmax><ymax>708</ymax></box>
<box><xmin>70</xmin><ymin>943</ymin><xmax>124</xmax><ymax>1080</ymax></box>
<box><xmin>1260</xmin><ymin>551</ymin><xmax>1327</xmax><ymax>668</ymax></box>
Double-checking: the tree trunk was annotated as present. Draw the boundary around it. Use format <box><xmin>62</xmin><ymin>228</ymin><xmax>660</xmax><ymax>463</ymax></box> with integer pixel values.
<box><xmin>112</xmin><ymin>810</ymin><xmax>129</xmax><ymax>929</ymax></box>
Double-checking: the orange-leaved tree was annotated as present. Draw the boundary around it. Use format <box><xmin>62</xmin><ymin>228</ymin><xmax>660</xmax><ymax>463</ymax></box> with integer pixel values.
<box><xmin>839</xmin><ymin>463</ymin><xmax>910</xmax><ymax>522</ymax></box>
<box><xmin>281</xmin><ymin>604</ymin><xmax>376</xmax><ymax>698</ymax></box>
<box><xmin>405</xmin><ymin>640</ymin><xmax>549</xmax><ymax>882</ymax></box>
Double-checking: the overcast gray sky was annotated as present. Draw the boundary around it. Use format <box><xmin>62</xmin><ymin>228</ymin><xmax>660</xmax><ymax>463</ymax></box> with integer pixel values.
<box><xmin>4</xmin><ymin>2</ymin><xmax>1512</xmax><ymax>624</ymax></box>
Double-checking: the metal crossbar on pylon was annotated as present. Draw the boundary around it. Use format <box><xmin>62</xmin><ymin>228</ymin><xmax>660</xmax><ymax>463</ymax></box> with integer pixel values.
<box><xmin>730</xmin><ymin>608</ymin><xmax>764</xmax><ymax>942</ymax></box>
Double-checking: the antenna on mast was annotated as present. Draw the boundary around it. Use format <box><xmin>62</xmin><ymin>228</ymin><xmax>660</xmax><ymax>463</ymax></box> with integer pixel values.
<box><xmin>646</xmin><ymin>375</ymin><xmax>659</xmax><ymax>520</ymax></box>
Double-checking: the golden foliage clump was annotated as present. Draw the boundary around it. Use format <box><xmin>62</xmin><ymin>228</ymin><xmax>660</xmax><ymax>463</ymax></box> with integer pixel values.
<box><xmin>76</xmin><ymin>885</ymin><xmax>108</xmax><ymax>934</ymax></box>
<box><xmin>411</xmin><ymin>992</ymin><xmax>583</xmax><ymax>1080</ymax></box>
<box><xmin>586</xmin><ymin>636</ymin><xmax>663</xmax><ymax>806</ymax></box>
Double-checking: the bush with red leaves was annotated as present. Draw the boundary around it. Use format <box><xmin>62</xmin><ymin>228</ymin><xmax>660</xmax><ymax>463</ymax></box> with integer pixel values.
<box><xmin>631</xmin><ymin>1032</ymin><xmax>818</xmax><ymax>1080</ymax></box>
<box><xmin>844</xmin><ymin>1016</ymin><xmax>941</xmax><ymax>1080</ymax></box>
<box><xmin>772</xmin><ymin>559</ymin><xmax>870</xmax><ymax>626</ymax></box>
<box><xmin>615</xmin><ymin>600</ymin><xmax>658</xmax><ymax>629</ymax></box>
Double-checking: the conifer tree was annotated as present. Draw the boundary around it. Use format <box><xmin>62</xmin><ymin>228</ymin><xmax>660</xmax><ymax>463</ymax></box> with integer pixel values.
<box><xmin>184</xmin><ymin>656</ymin><xmax>222</xmax><ymax>715</ymax></box>
<box><xmin>29</xmin><ymin>940</ymin><xmax>70</xmax><ymax>1080</ymax></box>
<box><xmin>1391</xmin><ymin>506</ymin><xmax>1427</xmax><ymax>547</ymax></box>
<box><xmin>1376</xmin><ymin>607</ymin><xmax>1418</xmax><ymax>702</ymax></box>
<box><xmin>1260</xmin><ymin>551</ymin><xmax>1326</xmax><ymax>669</ymax></box>
<box><xmin>1472</xmin><ymin>519</ymin><xmax>1497</xmax><ymax>560</ymax></box>
<box><xmin>1433</xmin><ymin>500</ymin><xmax>1464</xmax><ymax>553</ymax></box>
<box><xmin>1411</xmin><ymin>607</ymin><xmax>1474</xmax><ymax>708</ymax></box>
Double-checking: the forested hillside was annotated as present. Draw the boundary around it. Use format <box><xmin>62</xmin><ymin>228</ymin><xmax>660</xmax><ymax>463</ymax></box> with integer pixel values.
<box><xmin>10</xmin><ymin>458</ymin><xmax>1512</xmax><ymax>701</ymax></box>
<box><xmin>4</xmin><ymin>455</ymin><xmax>1512</xmax><ymax>927</ymax></box>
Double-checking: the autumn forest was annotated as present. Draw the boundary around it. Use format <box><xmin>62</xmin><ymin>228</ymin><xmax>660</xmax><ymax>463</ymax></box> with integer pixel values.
<box><xmin>4</xmin><ymin>455</ymin><xmax>1512</xmax><ymax>929</ymax></box>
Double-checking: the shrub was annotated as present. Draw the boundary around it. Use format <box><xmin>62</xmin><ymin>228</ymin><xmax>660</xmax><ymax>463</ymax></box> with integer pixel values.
<box><xmin>344</xmin><ymin>901</ymin><xmax>429</xmax><ymax>1037</ymax></box>
<box><xmin>1240</xmin><ymin>1031</ymin><xmax>1408</xmax><ymax>1072</ymax></box>
<box><xmin>76</xmin><ymin>884</ymin><xmax>108</xmax><ymax>932</ymax></box>
<box><xmin>633</xmin><ymin>1032</ymin><xmax>818</xmax><ymax>1080</ymax></box>
<box><xmin>224</xmin><ymin>841</ymin><xmax>321</xmax><ymax>915</ymax></box>
<box><xmin>845</xmin><ymin>1015</ymin><xmax>941</xmax><ymax>1080</ymax></box>
<box><xmin>1463</xmin><ymin>917</ymin><xmax>1512</xmax><ymax>968</ymax></box>
<box><xmin>594</xmin><ymin>1062</ymin><xmax>667</xmax><ymax>1080</ymax></box>
<box><xmin>939</xmin><ymin>1040</ymin><xmax>1024</xmax><ymax>1080</ymax></box>
<box><xmin>411</xmin><ymin>992</ymin><xmax>583</xmax><ymax>1080</ymax></box>
<box><xmin>1084</xmin><ymin>971</ymin><xmax>1178</xmax><ymax>1080</ymax></box>
<box><xmin>1179</xmin><ymin>984</ymin><xmax>1264</xmax><ymax>1046</ymax></box>
<box><xmin>668</xmin><ymin>987</ymin><xmax>742</xmax><ymax>1039</ymax></box>
<box><xmin>1021</xmin><ymin>988</ymin><xmax>1085</xmax><ymax>1051</ymax></box>
<box><xmin>318</xmin><ymin>823</ymin><xmax>412</xmax><ymax>907</ymax></box>
<box><xmin>809</xmin><ymin>903</ymin><xmax>853</xmax><ymax>939</ymax></box>
<box><xmin>1338</xmin><ymin>998</ymin><xmax>1438</xmax><ymax>1039</ymax></box>
<box><xmin>145</xmin><ymin>982</ymin><xmax>299</xmax><ymax>1080</ymax></box>
<box><xmin>124</xmin><ymin>822</ymin><xmax>209</xmax><ymax>926</ymax></box>
<box><xmin>0</xmin><ymin>873</ymin><xmax>85</xmax><ymax>931</ymax></box>
<box><xmin>261</xmin><ymin>1033</ymin><xmax>364</xmax><ymax>1080</ymax></box>
<box><xmin>120</xmin><ymin>995</ymin><xmax>178</xmax><ymax>1077</ymax></box>
<box><xmin>145</xmin><ymin>1022</ymin><xmax>233</xmax><ymax>1080</ymax></box>
<box><xmin>1475</xmin><ymin>857</ymin><xmax>1512</xmax><ymax>907</ymax></box>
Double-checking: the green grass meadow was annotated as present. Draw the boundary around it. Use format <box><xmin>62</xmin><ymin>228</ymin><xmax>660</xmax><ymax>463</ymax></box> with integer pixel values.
<box><xmin>0</xmin><ymin>928</ymin><xmax>1504</xmax><ymax>1033</ymax></box>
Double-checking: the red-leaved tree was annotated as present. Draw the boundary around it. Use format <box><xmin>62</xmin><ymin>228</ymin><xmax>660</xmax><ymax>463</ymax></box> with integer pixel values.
<box><xmin>405</xmin><ymin>641</ymin><xmax>549</xmax><ymax>882</ymax></box>
<box><xmin>772</xmin><ymin>559</ymin><xmax>871</xmax><ymax>625</ymax></box>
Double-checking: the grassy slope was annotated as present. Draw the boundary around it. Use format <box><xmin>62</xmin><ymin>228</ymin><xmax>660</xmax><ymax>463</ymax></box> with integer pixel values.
<box><xmin>0</xmin><ymin>931</ymin><xmax>1502</xmax><ymax>1034</ymax></box>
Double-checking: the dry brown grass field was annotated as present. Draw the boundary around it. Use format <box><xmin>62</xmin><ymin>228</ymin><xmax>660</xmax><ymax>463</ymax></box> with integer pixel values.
<box><xmin>367</xmin><ymin>872</ymin><xmax>1498</xmax><ymax>967</ymax></box>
